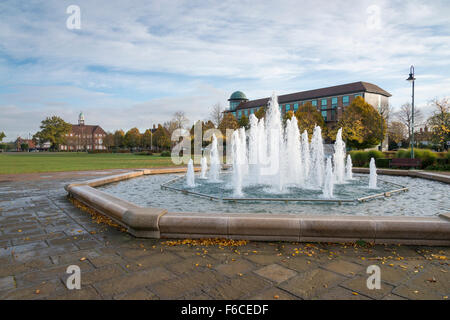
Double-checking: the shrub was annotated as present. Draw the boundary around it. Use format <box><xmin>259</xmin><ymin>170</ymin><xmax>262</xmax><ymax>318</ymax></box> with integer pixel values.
<box><xmin>375</xmin><ymin>158</ymin><xmax>391</xmax><ymax>168</ymax></box>
<box><xmin>425</xmin><ymin>164</ymin><xmax>450</xmax><ymax>171</ymax></box>
<box><xmin>160</xmin><ymin>151</ymin><xmax>171</xmax><ymax>157</ymax></box>
<box><xmin>350</xmin><ymin>150</ymin><xmax>384</xmax><ymax>167</ymax></box>
<box><xmin>395</xmin><ymin>148</ymin><xmax>438</xmax><ymax>168</ymax></box>
<box><xmin>135</xmin><ymin>151</ymin><xmax>153</xmax><ymax>156</ymax></box>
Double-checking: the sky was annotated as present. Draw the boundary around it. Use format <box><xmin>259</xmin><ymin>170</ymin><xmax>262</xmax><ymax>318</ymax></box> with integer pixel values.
<box><xmin>1</xmin><ymin>0</ymin><xmax>450</xmax><ymax>141</ymax></box>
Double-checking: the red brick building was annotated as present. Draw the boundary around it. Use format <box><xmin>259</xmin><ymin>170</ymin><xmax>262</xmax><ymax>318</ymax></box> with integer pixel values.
<box><xmin>60</xmin><ymin>112</ymin><xmax>107</xmax><ymax>151</ymax></box>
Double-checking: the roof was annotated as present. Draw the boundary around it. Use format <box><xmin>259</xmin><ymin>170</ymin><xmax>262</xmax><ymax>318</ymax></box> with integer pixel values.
<box><xmin>229</xmin><ymin>91</ymin><xmax>248</xmax><ymax>101</ymax></box>
<box><xmin>232</xmin><ymin>82</ymin><xmax>391</xmax><ymax>111</ymax></box>
<box><xmin>70</xmin><ymin>124</ymin><xmax>106</xmax><ymax>135</ymax></box>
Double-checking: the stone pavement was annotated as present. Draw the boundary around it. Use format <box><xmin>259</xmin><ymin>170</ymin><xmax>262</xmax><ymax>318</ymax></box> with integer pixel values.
<box><xmin>0</xmin><ymin>171</ymin><xmax>448</xmax><ymax>300</ymax></box>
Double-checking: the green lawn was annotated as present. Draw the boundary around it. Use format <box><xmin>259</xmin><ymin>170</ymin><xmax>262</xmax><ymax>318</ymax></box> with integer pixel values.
<box><xmin>0</xmin><ymin>152</ymin><xmax>178</xmax><ymax>174</ymax></box>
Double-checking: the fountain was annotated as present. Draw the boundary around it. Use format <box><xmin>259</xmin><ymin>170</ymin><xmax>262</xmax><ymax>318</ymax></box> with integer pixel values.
<box><xmin>369</xmin><ymin>158</ymin><xmax>378</xmax><ymax>189</ymax></box>
<box><xmin>209</xmin><ymin>134</ymin><xmax>221</xmax><ymax>182</ymax></box>
<box><xmin>333</xmin><ymin>128</ymin><xmax>346</xmax><ymax>184</ymax></box>
<box><xmin>322</xmin><ymin>157</ymin><xmax>334</xmax><ymax>198</ymax></box>
<box><xmin>186</xmin><ymin>159</ymin><xmax>195</xmax><ymax>187</ymax></box>
<box><xmin>200</xmin><ymin>156</ymin><xmax>208</xmax><ymax>179</ymax></box>
<box><xmin>178</xmin><ymin>93</ymin><xmax>402</xmax><ymax>203</ymax></box>
<box><xmin>346</xmin><ymin>154</ymin><xmax>353</xmax><ymax>180</ymax></box>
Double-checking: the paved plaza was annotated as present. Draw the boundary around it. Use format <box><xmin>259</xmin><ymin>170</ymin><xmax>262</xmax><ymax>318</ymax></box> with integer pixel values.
<box><xmin>0</xmin><ymin>171</ymin><xmax>448</xmax><ymax>300</ymax></box>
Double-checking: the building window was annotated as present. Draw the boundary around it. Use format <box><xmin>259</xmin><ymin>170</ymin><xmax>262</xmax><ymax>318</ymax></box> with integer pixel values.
<box><xmin>238</xmin><ymin>111</ymin><xmax>242</xmax><ymax>118</ymax></box>
<box><xmin>244</xmin><ymin>110</ymin><xmax>248</xmax><ymax>116</ymax></box>
<box><xmin>343</xmin><ymin>96</ymin><xmax>350</xmax><ymax>106</ymax></box>
<box><xmin>354</xmin><ymin>93</ymin><xmax>363</xmax><ymax>98</ymax></box>
<box><xmin>321</xmin><ymin>99</ymin><xmax>327</xmax><ymax>106</ymax></box>
<box><xmin>232</xmin><ymin>112</ymin><xmax>236</xmax><ymax>118</ymax></box>
<box><xmin>321</xmin><ymin>110</ymin><xmax>327</xmax><ymax>121</ymax></box>
<box><xmin>294</xmin><ymin>103</ymin><xmax>299</xmax><ymax>111</ymax></box>
<box><xmin>285</xmin><ymin>104</ymin><xmax>290</xmax><ymax>112</ymax></box>
<box><xmin>331</xmin><ymin>97</ymin><xmax>338</xmax><ymax>109</ymax></box>
<box><xmin>312</xmin><ymin>100</ymin><xmax>317</xmax><ymax>107</ymax></box>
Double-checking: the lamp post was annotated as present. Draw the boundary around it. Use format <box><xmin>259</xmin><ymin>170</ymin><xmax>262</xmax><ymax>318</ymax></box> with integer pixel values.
<box><xmin>406</xmin><ymin>65</ymin><xmax>416</xmax><ymax>159</ymax></box>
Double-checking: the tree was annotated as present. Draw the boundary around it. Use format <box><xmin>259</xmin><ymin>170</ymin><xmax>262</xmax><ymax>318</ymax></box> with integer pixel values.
<box><xmin>153</xmin><ymin>125</ymin><xmax>171</xmax><ymax>151</ymax></box>
<box><xmin>427</xmin><ymin>98</ymin><xmax>450</xmax><ymax>150</ymax></box>
<box><xmin>103</xmin><ymin>132</ymin><xmax>115</xmax><ymax>150</ymax></box>
<box><xmin>0</xmin><ymin>132</ymin><xmax>5</xmax><ymax>142</ymax></box>
<box><xmin>20</xmin><ymin>143</ymin><xmax>29</xmax><ymax>151</ymax></box>
<box><xmin>294</xmin><ymin>102</ymin><xmax>325</xmax><ymax>138</ymax></box>
<box><xmin>125</xmin><ymin>128</ymin><xmax>141</xmax><ymax>150</ymax></box>
<box><xmin>113</xmin><ymin>130</ymin><xmax>125</xmax><ymax>148</ymax></box>
<box><xmin>142</xmin><ymin>129</ymin><xmax>153</xmax><ymax>150</ymax></box>
<box><xmin>254</xmin><ymin>107</ymin><xmax>266</xmax><ymax>120</ymax></box>
<box><xmin>238</xmin><ymin>114</ymin><xmax>249</xmax><ymax>129</ymax></box>
<box><xmin>218</xmin><ymin>112</ymin><xmax>239</xmax><ymax>135</ymax></box>
<box><xmin>209</xmin><ymin>103</ymin><xmax>224</xmax><ymax>127</ymax></box>
<box><xmin>395</xmin><ymin>102</ymin><xmax>424</xmax><ymax>144</ymax></box>
<box><xmin>337</xmin><ymin>97</ymin><xmax>386</xmax><ymax>149</ymax></box>
<box><xmin>172</xmin><ymin>111</ymin><xmax>189</xmax><ymax>130</ymax></box>
<box><xmin>33</xmin><ymin>116</ymin><xmax>72</xmax><ymax>150</ymax></box>
<box><xmin>388</xmin><ymin>121</ymin><xmax>407</xmax><ymax>145</ymax></box>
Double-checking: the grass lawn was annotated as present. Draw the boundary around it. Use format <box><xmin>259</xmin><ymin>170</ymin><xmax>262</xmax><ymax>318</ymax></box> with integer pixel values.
<box><xmin>0</xmin><ymin>152</ymin><xmax>178</xmax><ymax>174</ymax></box>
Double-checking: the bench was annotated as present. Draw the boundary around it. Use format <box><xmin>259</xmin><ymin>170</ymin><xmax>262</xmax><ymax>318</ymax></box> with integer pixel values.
<box><xmin>390</xmin><ymin>158</ymin><xmax>421</xmax><ymax>169</ymax></box>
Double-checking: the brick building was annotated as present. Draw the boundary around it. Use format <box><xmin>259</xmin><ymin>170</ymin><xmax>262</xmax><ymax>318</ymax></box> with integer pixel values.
<box><xmin>60</xmin><ymin>112</ymin><xmax>107</xmax><ymax>151</ymax></box>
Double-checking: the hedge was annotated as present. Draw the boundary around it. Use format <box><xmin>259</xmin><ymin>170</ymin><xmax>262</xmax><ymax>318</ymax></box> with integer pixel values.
<box><xmin>349</xmin><ymin>150</ymin><xmax>384</xmax><ymax>167</ymax></box>
<box><xmin>395</xmin><ymin>149</ymin><xmax>438</xmax><ymax>169</ymax></box>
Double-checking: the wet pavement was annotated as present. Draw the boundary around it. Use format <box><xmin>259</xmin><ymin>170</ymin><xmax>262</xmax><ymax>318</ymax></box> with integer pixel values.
<box><xmin>0</xmin><ymin>170</ymin><xmax>448</xmax><ymax>300</ymax></box>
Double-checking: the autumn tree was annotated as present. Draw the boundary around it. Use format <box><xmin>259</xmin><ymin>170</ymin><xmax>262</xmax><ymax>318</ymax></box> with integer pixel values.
<box><xmin>103</xmin><ymin>132</ymin><xmax>115</xmax><ymax>150</ymax></box>
<box><xmin>294</xmin><ymin>102</ymin><xmax>325</xmax><ymax>138</ymax></box>
<box><xmin>142</xmin><ymin>129</ymin><xmax>153</xmax><ymax>150</ymax></box>
<box><xmin>337</xmin><ymin>97</ymin><xmax>386</xmax><ymax>149</ymax></box>
<box><xmin>218</xmin><ymin>112</ymin><xmax>239</xmax><ymax>135</ymax></box>
<box><xmin>153</xmin><ymin>125</ymin><xmax>171</xmax><ymax>151</ymax></box>
<box><xmin>113</xmin><ymin>130</ymin><xmax>125</xmax><ymax>148</ymax></box>
<box><xmin>125</xmin><ymin>128</ymin><xmax>141</xmax><ymax>150</ymax></box>
<box><xmin>254</xmin><ymin>107</ymin><xmax>266</xmax><ymax>120</ymax></box>
<box><xmin>0</xmin><ymin>132</ymin><xmax>5</xmax><ymax>142</ymax></box>
<box><xmin>238</xmin><ymin>114</ymin><xmax>249</xmax><ymax>129</ymax></box>
<box><xmin>427</xmin><ymin>98</ymin><xmax>450</xmax><ymax>150</ymax></box>
<box><xmin>33</xmin><ymin>116</ymin><xmax>72</xmax><ymax>151</ymax></box>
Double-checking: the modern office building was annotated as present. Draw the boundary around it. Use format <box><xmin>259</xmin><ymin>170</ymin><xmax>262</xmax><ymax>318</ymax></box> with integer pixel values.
<box><xmin>225</xmin><ymin>81</ymin><xmax>391</xmax><ymax>124</ymax></box>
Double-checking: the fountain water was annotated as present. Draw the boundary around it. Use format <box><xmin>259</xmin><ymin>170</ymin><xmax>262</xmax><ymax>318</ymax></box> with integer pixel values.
<box><xmin>186</xmin><ymin>159</ymin><xmax>195</xmax><ymax>187</ymax></box>
<box><xmin>231</xmin><ymin>130</ymin><xmax>244</xmax><ymax>196</ymax></box>
<box><xmin>186</xmin><ymin>93</ymin><xmax>361</xmax><ymax>198</ymax></box>
<box><xmin>369</xmin><ymin>158</ymin><xmax>378</xmax><ymax>189</ymax></box>
<box><xmin>209</xmin><ymin>134</ymin><xmax>221</xmax><ymax>182</ymax></box>
<box><xmin>346</xmin><ymin>154</ymin><xmax>353</xmax><ymax>180</ymax></box>
<box><xmin>310</xmin><ymin>126</ymin><xmax>325</xmax><ymax>189</ymax></box>
<box><xmin>200</xmin><ymin>156</ymin><xmax>207</xmax><ymax>179</ymax></box>
<box><xmin>333</xmin><ymin>128</ymin><xmax>346</xmax><ymax>184</ymax></box>
<box><xmin>322</xmin><ymin>157</ymin><xmax>334</xmax><ymax>198</ymax></box>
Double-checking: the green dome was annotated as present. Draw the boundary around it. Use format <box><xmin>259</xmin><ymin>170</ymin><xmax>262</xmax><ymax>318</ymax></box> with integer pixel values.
<box><xmin>229</xmin><ymin>91</ymin><xmax>247</xmax><ymax>101</ymax></box>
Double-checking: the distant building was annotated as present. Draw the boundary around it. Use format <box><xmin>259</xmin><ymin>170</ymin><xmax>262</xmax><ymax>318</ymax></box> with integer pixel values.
<box><xmin>60</xmin><ymin>112</ymin><xmax>107</xmax><ymax>151</ymax></box>
<box><xmin>15</xmin><ymin>137</ymin><xmax>36</xmax><ymax>151</ymax></box>
<box><xmin>225</xmin><ymin>81</ymin><xmax>391</xmax><ymax>124</ymax></box>
<box><xmin>225</xmin><ymin>81</ymin><xmax>391</xmax><ymax>149</ymax></box>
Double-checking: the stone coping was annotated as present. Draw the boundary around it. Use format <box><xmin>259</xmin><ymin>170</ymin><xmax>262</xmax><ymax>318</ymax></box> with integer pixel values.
<box><xmin>65</xmin><ymin>167</ymin><xmax>450</xmax><ymax>246</ymax></box>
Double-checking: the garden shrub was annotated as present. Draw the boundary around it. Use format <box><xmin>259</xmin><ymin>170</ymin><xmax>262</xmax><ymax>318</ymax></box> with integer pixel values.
<box><xmin>350</xmin><ymin>150</ymin><xmax>384</xmax><ymax>167</ymax></box>
<box><xmin>375</xmin><ymin>158</ymin><xmax>391</xmax><ymax>168</ymax></box>
<box><xmin>395</xmin><ymin>148</ymin><xmax>438</xmax><ymax>168</ymax></box>
<box><xmin>160</xmin><ymin>151</ymin><xmax>171</xmax><ymax>157</ymax></box>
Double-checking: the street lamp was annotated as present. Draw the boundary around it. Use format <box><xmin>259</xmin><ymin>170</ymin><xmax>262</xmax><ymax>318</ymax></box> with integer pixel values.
<box><xmin>406</xmin><ymin>65</ymin><xmax>416</xmax><ymax>159</ymax></box>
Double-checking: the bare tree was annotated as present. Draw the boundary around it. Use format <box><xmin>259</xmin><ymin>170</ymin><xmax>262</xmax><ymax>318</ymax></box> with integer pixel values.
<box><xmin>172</xmin><ymin>111</ymin><xmax>189</xmax><ymax>130</ymax></box>
<box><xmin>209</xmin><ymin>103</ymin><xmax>224</xmax><ymax>128</ymax></box>
<box><xmin>395</xmin><ymin>103</ymin><xmax>424</xmax><ymax>142</ymax></box>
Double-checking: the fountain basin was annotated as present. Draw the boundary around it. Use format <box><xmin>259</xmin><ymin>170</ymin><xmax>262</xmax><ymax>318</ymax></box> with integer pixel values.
<box><xmin>65</xmin><ymin>167</ymin><xmax>450</xmax><ymax>245</ymax></box>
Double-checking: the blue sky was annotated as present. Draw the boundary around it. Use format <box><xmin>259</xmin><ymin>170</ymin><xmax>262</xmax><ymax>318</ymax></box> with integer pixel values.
<box><xmin>1</xmin><ymin>0</ymin><xmax>450</xmax><ymax>140</ymax></box>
